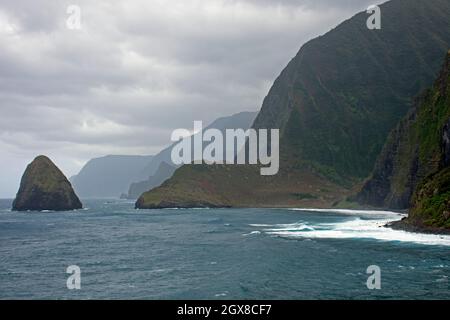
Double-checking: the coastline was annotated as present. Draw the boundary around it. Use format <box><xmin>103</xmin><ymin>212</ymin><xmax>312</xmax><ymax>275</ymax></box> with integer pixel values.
<box><xmin>142</xmin><ymin>202</ymin><xmax>450</xmax><ymax>236</ymax></box>
<box><xmin>5</xmin><ymin>195</ymin><xmax>450</xmax><ymax>236</ymax></box>
<box><xmin>387</xmin><ymin>218</ymin><xmax>450</xmax><ymax>235</ymax></box>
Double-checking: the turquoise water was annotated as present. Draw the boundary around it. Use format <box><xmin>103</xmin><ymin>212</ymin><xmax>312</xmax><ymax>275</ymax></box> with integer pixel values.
<box><xmin>0</xmin><ymin>199</ymin><xmax>449</xmax><ymax>299</ymax></box>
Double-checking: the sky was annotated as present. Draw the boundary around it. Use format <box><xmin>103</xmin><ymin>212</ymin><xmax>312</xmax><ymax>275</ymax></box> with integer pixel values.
<box><xmin>0</xmin><ymin>0</ymin><xmax>376</xmax><ymax>198</ymax></box>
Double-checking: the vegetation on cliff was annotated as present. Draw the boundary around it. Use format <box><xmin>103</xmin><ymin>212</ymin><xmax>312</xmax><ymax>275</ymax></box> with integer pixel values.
<box><xmin>358</xmin><ymin>50</ymin><xmax>450</xmax><ymax>209</ymax></box>
<box><xmin>13</xmin><ymin>155</ymin><xmax>82</xmax><ymax>211</ymax></box>
<box><xmin>137</xmin><ymin>0</ymin><xmax>450</xmax><ymax>209</ymax></box>
<box><xmin>380</xmin><ymin>51</ymin><xmax>450</xmax><ymax>232</ymax></box>
<box><xmin>136</xmin><ymin>163</ymin><xmax>347</xmax><ymax>209</ymax></box>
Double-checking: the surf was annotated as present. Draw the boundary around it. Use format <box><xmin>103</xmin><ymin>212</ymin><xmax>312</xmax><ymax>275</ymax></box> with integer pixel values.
<box><xmin>254</xmin><ymin>209</ymin><xmax>450</xmax><ymax>246</ymax></box>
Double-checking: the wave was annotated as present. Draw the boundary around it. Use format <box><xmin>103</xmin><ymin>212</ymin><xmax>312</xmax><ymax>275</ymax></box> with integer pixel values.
<box><xmin>290</xmin><ymin>208</ymin><xmax>405</xmax><ymax>217</ymax></box>
<box><xmin>243</xmin><ymin>231</ymin><xmax>261</xmax><ymax>236</ymax></box>
<box><xmin>254</xmin><ymin>210</ymin><xmax>450</xmax><ymax>246</ymax></box>
<box><xmin>264</xmin><ymin>222</ymin><xmax>314</xmax><ymax>232</ymax></box>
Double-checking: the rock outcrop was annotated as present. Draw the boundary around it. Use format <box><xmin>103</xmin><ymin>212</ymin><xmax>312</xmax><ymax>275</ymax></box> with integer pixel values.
<box><xmin>13</xmin><ymin>155</ymin><xmax>82</xmax><ymax>211</ymax></box>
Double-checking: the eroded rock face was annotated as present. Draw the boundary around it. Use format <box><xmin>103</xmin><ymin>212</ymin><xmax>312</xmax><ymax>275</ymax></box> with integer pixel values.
<box><xmin>13</xmin><ymin>155</ymin><xmax>82</xmax><ymax>211</ymax></box>
<box><xmin>360</xmin><ymin>51</ymin><xmax>450</xmax><ymax>232</ymax></box>
<box><xmin>355</xmin><ymin>109</ymin><xmax>421</xmax><ymax>210</ymax></box>
<box><xmin>357</xmin><ymin>51</ymin><xmax>450</xmax><ymax>211</ymax></box>
<box><xmin>441</xmin><ymin>118</ymin><xmax>450</xmax><ymax>167</ymax></box>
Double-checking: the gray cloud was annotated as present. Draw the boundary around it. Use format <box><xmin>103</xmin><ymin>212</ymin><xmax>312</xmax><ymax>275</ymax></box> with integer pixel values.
<box><xmin>0</xmin><ymin>0</ymin><xmax>376</xmax><ymax>197</ymax></box>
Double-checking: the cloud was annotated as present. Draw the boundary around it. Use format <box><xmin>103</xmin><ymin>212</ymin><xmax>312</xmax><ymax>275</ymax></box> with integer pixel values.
<box><xmin>0</xmin><ymin>0</ymin><xmax>375</xmax><ymax>197</ymax></box>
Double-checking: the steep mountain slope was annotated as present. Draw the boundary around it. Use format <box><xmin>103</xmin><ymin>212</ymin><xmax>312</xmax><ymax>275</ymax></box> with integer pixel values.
<box><xmin>71</xmin><ymin>155</ymin><xmax>153</xmax><ymax>198</ymax></box>
<box><xmin>361</xmin><ymin>51</ymin><xmax>450</xmax><ymax>232</ymax></box>
<box><xmin>13</xmin><ymin>156</ymin><xmax>82</xmax><ymax>211</ymax></box>
<box><xmin>137</xmin><ymin>0</ymin><xmax>450</xmax><ymax>209</ymax></box>
<box><xmin>357</xmin><ymin>51</ymin><xmax>450</xmax><ymax>210</ymax></box>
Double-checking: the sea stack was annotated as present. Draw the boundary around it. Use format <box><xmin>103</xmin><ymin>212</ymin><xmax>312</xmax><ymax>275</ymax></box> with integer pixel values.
<box><xmin>12</xmin><ymin>155</ymin><xmax>82</xmax><ymax>211</ymax></box>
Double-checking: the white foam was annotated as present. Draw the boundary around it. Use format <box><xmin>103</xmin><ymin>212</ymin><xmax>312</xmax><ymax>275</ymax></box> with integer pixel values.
<box><xmin>264</xmin><ymin>222</ymin><xmax>314</xmax><ymax>232</ymax></box>
<box><xmin>215</xmin><ymin>292</ymin><xmax>228</xmax><ymax>297</ymax></box>
<box><xmin>243</xmin><ymin>231</ymin><xmax>262</xmax><ymax>236</ymax></box>
<box><xmin>249</xmin><ymin>224</ymin><xmax>276</xmax><ymax>227</ymax></box>
<box><xmin>290</xmin><ymin>208</ymin><xmax>405</xmax><ymax>217</ymax></box>
<box><xmin>255</xmin><ymin>210</ymin><xmax>450</xmax><ymax>246</ymax></box>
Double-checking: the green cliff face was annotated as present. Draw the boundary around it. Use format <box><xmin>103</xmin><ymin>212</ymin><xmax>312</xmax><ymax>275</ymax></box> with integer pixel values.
<box><xmin>137</xmin><ymin>0</ymin><xmax>450</xmax><ymax>209</ymax></box>
<box><xmin>406</xmin><ymin>167</ymin><xmax>450</xmax><ymax>231</ymax></box>
<box><xmin>379</xmin><ymin>51</ymin><xmax>450</xmax><ymax>232</ymax></box>
<box><xmin>357</xmin><ymin>51</ymin><xmax>450</xmax><ymax>213</ymax></box>
<box><xmin>13</xmin><ymin>155</ymin><xmax>82</xmax><ymax>211</ymax></box>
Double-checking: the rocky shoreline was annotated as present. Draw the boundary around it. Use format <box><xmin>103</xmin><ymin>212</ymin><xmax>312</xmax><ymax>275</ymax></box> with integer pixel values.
<box><xmin>387</xmin><ymin>218</ymin><xmax>450</xmax><ymax>235</ymax></box>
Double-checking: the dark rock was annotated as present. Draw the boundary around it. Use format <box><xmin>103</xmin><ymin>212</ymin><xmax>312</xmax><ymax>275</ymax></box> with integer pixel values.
<box><xmin>12</xmin><ymin>155</ymin><xmax>82</xmax><ymax>211</ymax></box>
<box><xmin>441</xmin><ymin>118</ymin><xmax>450</xmax><ymax>167</ymax></box>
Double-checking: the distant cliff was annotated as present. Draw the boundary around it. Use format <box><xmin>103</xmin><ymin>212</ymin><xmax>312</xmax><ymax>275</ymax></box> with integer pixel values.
<box><xmin>128</xmin><ymin>111</ymin><xmax>257</xmax><ymax>199</ymax></box>
<box><xmin>128</xmin><ymin>162</ymin><xmax>176</xmax><ymax>199</ymax></box>
<box><xmin>136</xmin><ymin>111</ymin><xmax>257</xmax><ymax>178</ymax></box>
<box><xmin>13</xmin><ymin>156</ymin><xmax>82</xmax><ymax>211</ymax></box>
<box><xmin>71</xmin><ymin>155</ymin><xmax>153</xmax><ymax>198</ymax></box>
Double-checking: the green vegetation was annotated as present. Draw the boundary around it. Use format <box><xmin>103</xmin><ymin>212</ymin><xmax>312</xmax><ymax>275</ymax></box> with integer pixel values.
<box><xmin>137</xmin><ymin>0</ymin><xmax>450</xmax><ymax>209</ymax></box>
<box><xmin>136</xmin><ymin>163</ymin><xmax>348</xmax><ymax>209</ymax></box>
<box><xmin>360</xmin><ymin>50</ymin><xmax>450</xmax><ymax>231</ymax></box>
<box><xmin>13</xmin><ymin>155</ymin><xmax>82</xmax><ymax>211</ymax></box>
<box><xmin>357</xmin><ymin>50</ymin><xmax>450</xmax><ymax>209</ymax></box>
<box><xmin>410</xmin><ymin>168</ymin><xmax>450</xmax><ymax>229</ymax></box>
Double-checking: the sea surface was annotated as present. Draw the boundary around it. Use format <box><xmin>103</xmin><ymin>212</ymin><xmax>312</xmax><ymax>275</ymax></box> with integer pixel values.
<box><xmin>0</xmin><ymin>199</ymin><xmax>449</xmax><ymax>299</ymax></box>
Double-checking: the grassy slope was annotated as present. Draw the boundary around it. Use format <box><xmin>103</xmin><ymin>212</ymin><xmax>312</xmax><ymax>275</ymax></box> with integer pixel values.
<box><xmin>136</xmin><ymin>163</ymin><xmax>349</xmax><ymax>209</ymax></box>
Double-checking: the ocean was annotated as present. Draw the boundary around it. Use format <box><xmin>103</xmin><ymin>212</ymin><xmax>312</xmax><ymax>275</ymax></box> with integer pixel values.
<box><xmin>0</xmin><ymin>199</ymin><xmax>449</xmax><ymax>299</ymax></box>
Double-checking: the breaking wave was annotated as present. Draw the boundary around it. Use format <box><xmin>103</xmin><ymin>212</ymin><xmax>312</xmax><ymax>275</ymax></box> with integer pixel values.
<box><xmin>253</xmin><ymin>209</ymin><xmax>450</xmax><ymax>246</ymax></box>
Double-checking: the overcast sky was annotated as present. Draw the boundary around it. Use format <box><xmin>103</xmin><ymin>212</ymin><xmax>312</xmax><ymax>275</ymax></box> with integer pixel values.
<box><xmin>0</xmin><ymin>0</ymin><xmax>376</xmax><ymax>197</ymax></box>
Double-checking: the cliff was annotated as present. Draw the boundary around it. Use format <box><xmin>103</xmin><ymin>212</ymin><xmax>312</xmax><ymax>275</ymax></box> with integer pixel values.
<box><xmin>386</xmin><ymin>51</ymin><xmax>450</xmax><ymax>232</ymax></box>
<box><xmin>357</xmin><ymin>51</ymin><xmax>450</xmax><ymax>211</ymax></box>
<box><xmin>128</xmin><ymin>162</ymin><xmax>176</xmax><ymax>199</ymax></box>
<box><xmin>137</xmin><ymin>0</ymin><xmax>450</xmax><ymax>209</ymax></box>
<box><xmin>71</xmin><ymin>155</ymin><xmax>153</xmax><ymax>198</ymax></box>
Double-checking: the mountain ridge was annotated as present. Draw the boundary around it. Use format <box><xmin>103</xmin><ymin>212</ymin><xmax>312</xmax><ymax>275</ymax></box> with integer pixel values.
<box><xmin>71</xmin><ymin>155</ymin><xmax>154</xmax><ymax>198</ymax></box>
<box><xmin>136</xmin><ymin>0</ymin><xmax>450</xmax><ymax>209</ymax></box>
